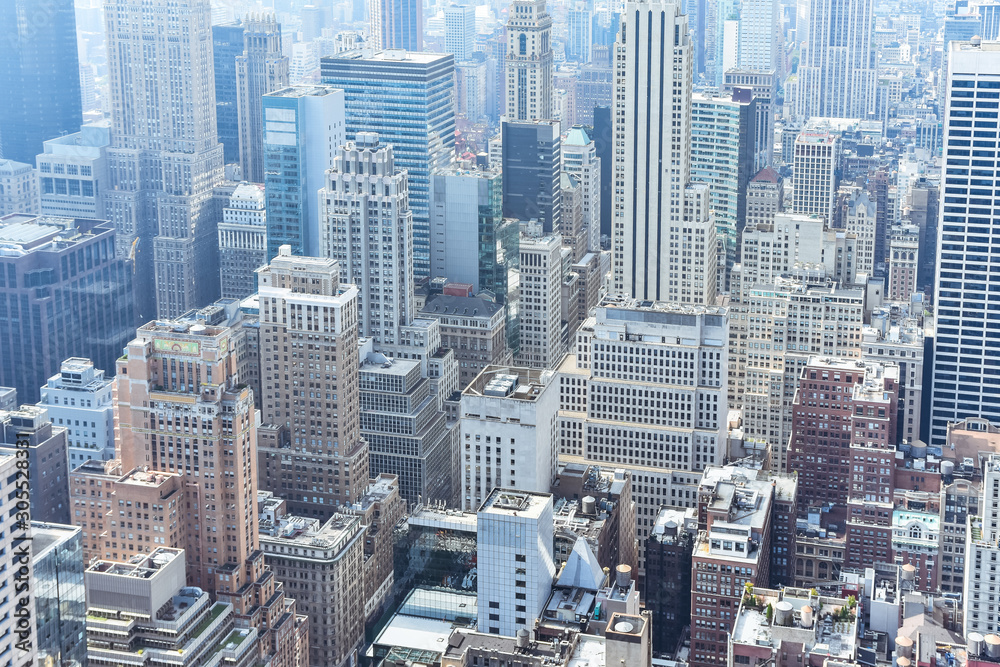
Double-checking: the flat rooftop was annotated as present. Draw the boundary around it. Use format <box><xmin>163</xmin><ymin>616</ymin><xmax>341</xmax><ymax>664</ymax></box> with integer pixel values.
<box><xmin>479</xmin><ymin>488</ymin><xmax>551</xmax><ymax>518</ymax></box>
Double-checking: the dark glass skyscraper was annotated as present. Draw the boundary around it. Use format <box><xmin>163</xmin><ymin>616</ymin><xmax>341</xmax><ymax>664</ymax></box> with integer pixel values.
<box><xmin>0</xmin><ymin>0</ymin><xmax>82</xmax><ymax>164</ymax></box>
<box><xmin>501</xmin><ymin>120</ymin><xmax>562</xmax><ymax>234</ymax></box>
<box><xmin>213</xmin><ymin>22</ymin><xmax>246</xmax><ymax>165</ymax></box>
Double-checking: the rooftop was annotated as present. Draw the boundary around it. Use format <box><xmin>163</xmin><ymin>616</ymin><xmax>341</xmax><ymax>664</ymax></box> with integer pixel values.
<box><xmin>421</xmin><ymin>293</ymin><xmax>503</xmax><ymax>318</ymax></box>
<box><xmin>463</xmin><ymin>365</ymin><xmax>554</xmax><ymax>402</ymax></box>
<box><xmin>479</xmin><ymin>488</ymin><xmax>551</xmax><ymax>518</ymax></box>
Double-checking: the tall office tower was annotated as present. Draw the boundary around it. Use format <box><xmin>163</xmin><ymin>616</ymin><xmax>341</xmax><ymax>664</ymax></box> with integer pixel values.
<box><xmin>262</xmin><ymin>85</ymin><xmax>345</xmax><ymax>259</ymax></box>
<box><xmin>867</xmin><ymin>167</ymin><xmax>892</xmax><ymax>276</ymax></box>
<box><xmin>560</xmin><ymin>174</ymin><xmax>587</xmax><ymax>261</ymax></box>
<box><xmin>0</xmin><ymin>0</ymin><xmax>81</xmax><ymax>164</ymax></box>
<box><xmin>796</xmin><ymin>0</ymin><xmax>875</xmax><ymax>119</ymax></box>
<box><xmin>213</xmin><ymin>22</ymin><xmax>246</xmax><ymax>164</ymax></box>
<box><xmin>744</xmin><ymin>167</ymin><xmax>784</xmax><ymax>233</ymax></box>
<box><xmin>931</xmin><ymin>40</ymin><xmax>1000</xmax><ymax>444</ymax></box>
<box><xmin>791</xmin><ymin>128</ymin><xmax>840</xmax><ymax>222</ymax></box>
<box><xmin>38</xmin><ymin>358</ymin><xmax>115</xmax><ymax>469</ymax></box>
<box><xmin>0</xmin><ymin>215</ymin><xmax>134</xmax><ymax>403</ymax></box>
<box><xmin>0</xmin><ymin>161</ymin><xmax>40</xmax><ymax>216</ymax></box>
<box><xmin>689</xmin><ymin>466</ymin><xmax>781</xmax><ymax>667</ymax></box>
<box><xmin>114</xmin><ymin>319</ymin><xmax>259</xmax><ymax>592</ymax></box>
<box><xmin>888</xmin><ymin>224</ymin><xmax>920</xmax><ymax>301</ymax></box>
<box><xmin>965</xmin><ymin>454</ymin><xmax>1000</xmax><ymax>635</ymax></box>
<box><xmin>218</xmin><ymin>183</ymin><xmax>268</xmax><ymax>300</ymax></box>
<box><xmin>690</xmin><ymin>91</ymin><xmax>758</xmax><ymax>291</ymax></box>
<box><xmin>555</xmin><ymin>299</ymin><xmax>729</xmax><ymax>554</ymax></box>
<box><xmin>612</xmin><ymin>0</ymin><xmax>716</xmax><ymax>304</ymax></box>
<box><xmin>704</xmin><ymin>0</ymin><xmax>737</xmax><ymax>87</ymax></box>
<box><xmin>257</xmin><ymin>247</ymin><xmax>369</xmax><ymax>516</ymax></box>
<box><xmin>738</xmin><ymin>0</ymin><xmax>779</xmax><ymax>72</ymax></box>
<box><xmin>321</xmin><ymin>51</ymin><xmax>456</xmax><ymax>279</ymax></box>
<box><xmin>567</xmin><ymin>3</ymin><xmax>594</xmax><ymax>63</ymax></box>
<box><xmin>0</xmin><ymin>454</ymin><xmax>35</xmax><ymax>667</ymax></box>
<box><xmin>359</xmin><ymin>350</ymin><xmax>454</xmax><ymax>503</ymax></box>
<box><xmin>502</xmin><ymin>121</ymin><xmax>562</xmax><ymax>233</ymax></box>
<box><xmin>594</xmin><ymin>106</ymin><xmax>613</xmax><ymax>238</ymax></box>
<box><xmin>429</xmin><ymin>165</ymin><xmax>520</xmax><ymax>317</ymax></box>
<box><xmin>32</xmin><ymin>523</ymin><xmax>87</xmax><ymax>667</ymax></box>
<box><xmin>104</xmin><ymin>0</ymin><xmax>224</xmax><ymax>320</ymax></box>
<box><xmin>722</xmin><ymin>70</ymin><xmax>777</xmax><ymax>171</ymax></box>
<box><xmin>505</xmin><ymin>0</ymin><xmax>554</xmax><ymax>121</ymax></box>
<box><xmin>459</xmin><ymin>368</ymin><xmax>559</xmax><ymax>510</ymax></box>
<box><xmin>259</xmin><ymin>497</ymin><xmax>366</xmax><ymax>666</ymax></box>
<box><xmin>0</xmin><ymin>405</ymin><xmax>70</xmax><ymax>523</ymax></box>
<box><xmin>863</xmin><ymin>305</ymin><xmax>925</xmax><ymax>445</ymax></box>
<box><xmin>369</xmin><ymin>0</ymin><xmax>422</xmax><ymax>50</ymax></box>
<box><xmin>787</xmin><ymin>358</ymin><xmax>898</xmax><ymax>507</ymax></box>
<box><xmin>905</xmin><ymin>177</ymin><xmax>939</xmax><ymax>294</ymax></box>
<box><xmin>456</xmin><ymin>60</ymin><xmax>489</xmax><ymax>122</ymax></box>
<box><xmin>36</xmin><ymin>121</ymin><xmax>110</xmax><ymax>219</ymax></box>
<box><xmin>445</xmin><ymin>4</ymin><xmax>477</xmax><ymax>61</ymax></box>
<box><xmin>237</xmin><ymin>15</ymin><xmax>290</xmax><ymax>184</ymax></box>
<box><xmin>477</xmin><ymin>489</ymin><xmax>557</xmax><ymax>636</ymax></box>
<box><xmin>518</xmin><ymin>232</ymin><xmax>566</xmax><ymax>369</ymax></box>
<box><xmin>562</xmin><ymin>126</ymin><xmax>602</xmax><ymax>253</ymax></box>
<box><xmin>320</xmin><ymin>133</ymin><xmax>413</xmax><ymax>346</ymax></box>
<box><xmin>844</xmin><ymin>190</ymin><xmax>878</xmax><ymax>277</ymax></box>
<box><xmin>843</xmin><ymin>362</ymin><xmax>900</xmax><ymax>573</ymax></box>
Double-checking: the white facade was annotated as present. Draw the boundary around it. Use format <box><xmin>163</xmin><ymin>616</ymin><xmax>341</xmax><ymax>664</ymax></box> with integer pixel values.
<box><xmin>791</xmin><ymin>129</ymin><xmax>840</xmax><ymax>222</ymax></box>
<box><xmin>518</xmin><ymin>232</ymin><xmax>566</xmax><ymax>369</ymax></box>
<box><xmin>796</xmin><ymin>0</ymin><xmax>875</xmax><ymax>120</ymax></box>
<box><xmin>562</xmin><ymin>126</ymin><xmax>602</xmax><ymax>253</ymax></box>
<box><xmin>445</xmin><ymin>4</ymin><xmax>476</xmax><ymax>62</ymax></box>
<box><xmin>320</xmin><ymin>133</ymin><xmax>413</xmax><ymax>347</ymax></box>
<box><xmin>218</xmin><ymin>183</ymin><xmax>267</xmax><ymax>300</ymax></box>
<box><xmin>862</xmin><ymin>312</ymin><xmax>924</xmax><ymax>447</ymax></box>
<box><xmin>459</xmin><ymin>367</ymin><xmax>559</xmax><ymax>511</ymax></box>
<box><xmin>612</xmin><ymin>0</ymin><xmax>716</xmax><ymax>305</ymax></box>
<box><xmin>965</xmin><ymin>454</ymin><xmax>1000</xmax><ymax>635</ymax></box>
<box><xmin>844</xmin><ymin>191</ymin><xmax>877</xmax><ymax>278</ymax></box>
<box><xmin>35</xmin><ymin>121</ymin><xmax>110</xmax><ymax>219</ymax></box>
<box><xmin>931</xmin><ymin>41</ymin><xmax>1000</xmax><ymax>444</ymax></box>
<box><xmin>37</xmin><ymin>358</ymin><xmax>115</xmax><ymax>469</ymax></box>
<box><xmin>505</xmin><ymin>0</ymin><xmax>554</xmax><ymax>121</ymax></box>
<box><xmin>738</xmin><ymin>0</ymin><xmax>779</xmax><ymax>72</ymax></box>
<box><xmin>456</xmin><ymin>60</ymin><xmax>488</xmax><ymax>122</ymax></box>
<box><xmin>477</xmin><ymin>489</ymin><xmax>556</xmax><ymax>637</ymax></box>
<box><xmin>556</xmin><ymin>299</ymin><xmax>729</xmax><ymax>548</ymax></box>
<box><xmin>0</xmin><ymin>160</ymin><xmax>39</xmax><ymax>217</ymax></box>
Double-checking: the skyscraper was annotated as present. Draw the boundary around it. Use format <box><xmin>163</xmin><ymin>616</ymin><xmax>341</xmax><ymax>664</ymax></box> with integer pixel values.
<box><xmin>213</xmin><ymin>22</ymin><xmax>246</xmax><ymax>165</ymax></box>
<box><xmin>502</xmin><ymin>120</ymin><xmax>562</xmax><ymax>234</ymax></box>
<box><xmin>562</xmin><ymin>126</ymin><xmax>602</xmax><ymax>253</ymax></box>
<box><xmin>237</xmin><ymin>16</ymin><xmax>290</xmax><ymax>184</ymax></box>
<box><xmin>566</xmin><ymin>3</ymin><xmax>594</xmax><ymax>63</ymax></box>
<box><xmin>369</xmin><ymin>0</ymin><xmax>423</xmax><ymax>50</ymax></box>
<box><xmin>445</xmin><ymin>4</ymin><xmax>477</xmax><ymax>62</ymax></box>
<box><xmin>796</xmin><ymin>0</ymin><xmax>876</xmax><ymax>119</ymax></box>
<box><xmin>262</xmin><ymin>85</ymin><xmax>346</xmax><ymax>259</ymax></box>
<box><xmin>791</xmin><ymin>128</ymin><xmax>840</xmax><ymax>222</ymax></box>
<box><xmin>320</xmin><ymin>133</ymin><xmax>414</xmax><ymax>346</ymax></box>
<box><xmin>0</xmin><ymin>215</ymin><xmax>135</xmax><ymax>404</ymax></box>
<box><xmin>931</xmin><ymin>40</ymin><xmax>1000</xmax><ymax>443</ymax></box>
<box><xmin>737</xmin><ymin>0</ymin><xmax>780</xmax><ymax>72</ymax></box>
<box><xmin>321</xmin><ymin>51</ymin><xmax>456</xmax><ymax>278</ymax></box>
<box><xmin>0</xmin><ymin>0</ymin><xmax>82</xmax><ymax>165</ymax></box>
<box><xmin>103</xmin><ymin>0</ymin><xmax>224</xmax><ymax>319</ymax></box>
<box><xmin>612</xmin><ymin>0</ymin><xmax>716</xmax><ymax>305</ymax></box>
<box><xmin>256</xmin><ymin>247</ymin><xmax>369</xmax><ymax>516</ymax></box>
<box><xmin>218</xmin><ymin>183</ymin><xmax>268</xmax><ymax>299</ymax></box>
<box><xmin>505</xmin><ymin>0</ymin><xmax>554</xmax><ymax>121</ymax></box>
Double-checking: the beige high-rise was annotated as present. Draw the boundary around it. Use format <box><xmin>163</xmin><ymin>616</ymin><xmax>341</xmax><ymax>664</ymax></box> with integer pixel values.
<box><xmin>256</xmin><ymin>246</ymin><xmax>369</xmax><ymax>517</ymax></box>
<box><xmin>103</xmin><ymin>0</ymin><xmax>223</xmax><ymax>319</ymax></box>
<box><xmin>505</xmin><ymin>0</ymin><xmax>554</xmax><ymax>121</ymax></box>
<box><xmin>69</xmin><ymin>309</ymin><xmax>310</xmax><ymax>666</ymax></box>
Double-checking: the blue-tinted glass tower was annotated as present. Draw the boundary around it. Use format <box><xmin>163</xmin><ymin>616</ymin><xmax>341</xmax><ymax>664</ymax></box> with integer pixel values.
<box><xmin>321</xmin><ymin>51</ymin><xmax>456</xmax><ymax>278</ymax></box>
<box><xmin>213</xmin><ymin>22</ymin><xmax>246</xmax><ymax>165</ymax></box>
<box><xmin>0</xmin><ymin>0</ymin><xmax>82</xmax><ymax>164</ymax></box>
<box><xmin>262</xmin><ymin>86</ymin><xmax>345</xmax><ymax>259</ymax></box>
